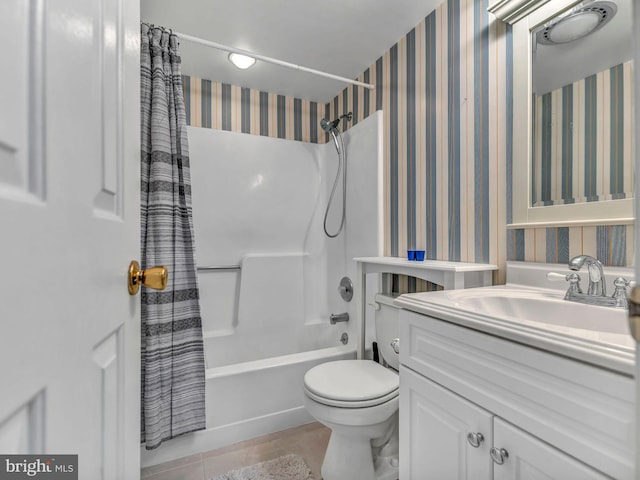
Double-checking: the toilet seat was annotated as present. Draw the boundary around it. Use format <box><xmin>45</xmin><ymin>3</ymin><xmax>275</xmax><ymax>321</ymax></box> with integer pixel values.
<box><xmin>304</xmin><ymin>360</ymin><xmax>399</xmax><ymax>408</ymax></box>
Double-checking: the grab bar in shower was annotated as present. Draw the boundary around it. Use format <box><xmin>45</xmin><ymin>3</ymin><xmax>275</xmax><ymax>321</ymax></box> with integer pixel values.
<box><xmin>197</xmin><ymin>265</ymin><xmax>241</xmax><ymax>271</ymax></box>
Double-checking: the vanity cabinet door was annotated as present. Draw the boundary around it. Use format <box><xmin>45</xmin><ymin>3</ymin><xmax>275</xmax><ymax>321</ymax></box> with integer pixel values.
<box><xmin>492</xmin><ymin>418</ymin><xmax>609</xmax><ymax>480</ymax></box>
<box><xmin>400</xmin><ymin>367</ymin><xmax>493</xmax><ymax>480</ymax></box>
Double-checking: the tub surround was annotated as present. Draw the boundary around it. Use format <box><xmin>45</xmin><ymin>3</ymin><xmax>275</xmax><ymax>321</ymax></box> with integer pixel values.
<box><xmin>188</xmin><ymin>112</ymin><xmax>382</xmax><ymax>364</ymax></box>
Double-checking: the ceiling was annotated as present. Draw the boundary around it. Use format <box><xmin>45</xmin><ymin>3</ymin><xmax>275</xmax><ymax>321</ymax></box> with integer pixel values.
<box><xmin>140</xmin><ymin>0</ymin><xmax>442</xmax><ymax>104</ymax></box>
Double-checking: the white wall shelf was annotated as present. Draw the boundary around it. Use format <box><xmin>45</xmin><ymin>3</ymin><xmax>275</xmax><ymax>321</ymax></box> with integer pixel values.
<box><xmin>353</xmin><ymin>257</ymin><xmax>497</xmax><ymax>359</ymax></box>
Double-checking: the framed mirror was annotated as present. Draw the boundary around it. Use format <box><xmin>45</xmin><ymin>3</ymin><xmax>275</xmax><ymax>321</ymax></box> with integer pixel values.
<box><xmin>510</xmin><ymin>0</ymin><xmax>634</xmax><ymax>227</ymax></box>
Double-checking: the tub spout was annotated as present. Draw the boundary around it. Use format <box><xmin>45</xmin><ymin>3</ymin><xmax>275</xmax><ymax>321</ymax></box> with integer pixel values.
<box><xmin>330</xmin><ymin>312</ymin><xmax>349</xmax><ymax>324</ymax></box>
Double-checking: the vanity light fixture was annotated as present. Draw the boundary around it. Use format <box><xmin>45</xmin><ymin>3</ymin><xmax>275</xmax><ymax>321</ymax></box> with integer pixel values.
<box><xmin>228</xmin><ymin>52</ymin><xmax>256</xmax><ymax>69</ymax></box>
<box><xmin>537</xmin><ymin>1</ymin><xmax>617</xmax><ymax>45</ymax></box>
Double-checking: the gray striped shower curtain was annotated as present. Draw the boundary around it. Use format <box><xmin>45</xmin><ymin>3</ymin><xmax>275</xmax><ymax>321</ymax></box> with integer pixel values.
<box><xmin>140</xmin><ymin>23</ymin><xmax>206</xmax><ymax>450</ymax></box>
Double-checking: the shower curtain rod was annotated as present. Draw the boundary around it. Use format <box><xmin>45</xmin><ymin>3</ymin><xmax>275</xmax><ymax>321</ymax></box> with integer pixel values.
<box><xmin>173</xmin><ymin>31</ymin><xmax>376</xmax><ymax>91</ymax></box>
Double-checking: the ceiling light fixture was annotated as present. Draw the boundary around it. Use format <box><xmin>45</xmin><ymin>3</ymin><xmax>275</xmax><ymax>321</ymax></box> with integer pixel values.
<box><xmin>228</xmin><ymin>52</ymin><xmax>256</xmax><ymax>70</ymax></box>
<box><xmin>537</xmin><ymin>1</ymin><xmax>617</xmax><ymax>45</ymax></box>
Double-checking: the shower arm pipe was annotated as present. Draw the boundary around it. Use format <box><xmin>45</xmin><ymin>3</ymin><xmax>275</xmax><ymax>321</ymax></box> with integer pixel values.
<box><xmin>173</xmin><ymin>31</ymin><xmax>376</xmax><ymax>91</ymax></box>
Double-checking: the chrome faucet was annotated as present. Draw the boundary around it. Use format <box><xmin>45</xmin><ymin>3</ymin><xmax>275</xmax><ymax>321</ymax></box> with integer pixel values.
<box><xmin>568</xmin><ymin>255</ymin><xmax>606</xmax><ymax>296</ymax></box>
<box><xmin>556</xmin><ymin>255</ymin><xmax>630</xmax><ymax>308</ymax></box>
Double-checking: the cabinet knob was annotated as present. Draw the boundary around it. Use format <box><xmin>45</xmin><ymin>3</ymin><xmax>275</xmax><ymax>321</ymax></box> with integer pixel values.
<box><xmin>490</xmin><ymin>447</ymin><xmax>509</xmax><ymax>465</ymax></box>
<box><xmin>466</xmin><ymin>432</ymin><xmax>484</xmax><ymax>448</ymax></box>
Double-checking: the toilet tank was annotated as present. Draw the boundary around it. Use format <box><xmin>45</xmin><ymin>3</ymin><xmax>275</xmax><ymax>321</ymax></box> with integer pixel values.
<box><xmin>374</xmin><ymin>293</ymin><xmax>400</xmax><ymax>371</ymax></box>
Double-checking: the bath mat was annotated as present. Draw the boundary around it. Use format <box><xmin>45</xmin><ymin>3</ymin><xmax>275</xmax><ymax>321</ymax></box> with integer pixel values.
<box><xmin>209</xmin><ymin>453</ymin><xmax>316</xmax><ymax>480</ymax></box>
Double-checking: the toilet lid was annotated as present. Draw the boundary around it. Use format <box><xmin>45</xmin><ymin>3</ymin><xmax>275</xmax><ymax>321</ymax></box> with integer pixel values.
<box><xmin>304</xmin><ymin>360</ymin><xmax>399</xmax><ymax>406</ymax></box>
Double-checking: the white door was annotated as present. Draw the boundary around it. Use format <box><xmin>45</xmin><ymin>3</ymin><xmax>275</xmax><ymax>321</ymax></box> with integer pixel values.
<box><xmin>0</xmin><ymin>0</ymin><xmax>140</xmax><ymax>478</ymax></box>
<box><xmin>399</xmin><ymin>368</ymin><xmax>494</xmax><ymax>480</ymax></box>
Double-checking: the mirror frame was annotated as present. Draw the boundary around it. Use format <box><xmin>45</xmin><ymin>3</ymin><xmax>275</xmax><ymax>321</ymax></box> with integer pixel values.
<box><xmin>510</xmin><ymin>0</ymin><xmax>634</xmax><ymax>228</ymax></box>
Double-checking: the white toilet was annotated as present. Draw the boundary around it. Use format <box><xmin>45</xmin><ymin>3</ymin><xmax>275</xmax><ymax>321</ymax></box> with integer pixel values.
<box><xmin>303</xmin><ymin>294</ymin><xmax>400</xmax><ymax>480</ymax></box>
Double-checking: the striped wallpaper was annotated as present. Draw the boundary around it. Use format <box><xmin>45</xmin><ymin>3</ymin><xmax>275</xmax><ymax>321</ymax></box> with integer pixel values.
<box><xmin>533</xmin><ymin>61</ymin><xmax>634</xmax><ymax>206</ymax></box>
<box><xmin>326</xmin><ymin>0</ymin><xmax>514</xmax><ymax>288</ymax></box>
<box><xmin>507</xmin><ymin>225</ymin><xmax>632</xmax><ymax>266</ymax></box>
<box><xmin>181</xmin><ymin>0</ymin><xmax>634</xmax><ymax>289</ymax></box>
<box><xmin>182</xmin><ymin>75</ymin><xmax>324</xmax><ymax>143</ymax></box>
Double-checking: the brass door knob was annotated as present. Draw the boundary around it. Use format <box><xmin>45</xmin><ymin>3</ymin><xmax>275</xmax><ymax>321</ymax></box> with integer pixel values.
<box><xmin>128</xmin><ymin>260</ymin><xmax>168</xmax><ymax>295</ymax></box>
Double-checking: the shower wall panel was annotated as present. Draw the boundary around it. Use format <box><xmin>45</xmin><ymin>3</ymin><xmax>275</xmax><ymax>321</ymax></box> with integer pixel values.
<box><xmin>187</xmin><ymin>112</ymin><xmax>383</xmax><ymax>368</ymax></box>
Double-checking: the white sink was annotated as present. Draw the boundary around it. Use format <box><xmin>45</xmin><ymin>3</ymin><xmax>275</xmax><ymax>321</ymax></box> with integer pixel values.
<box><xmin>443</xmin><ymin>287</ymin><xmax>628</xmax><ymax>335</ymax></box>
<box><xmin>395</xmin><ymin>282</ymin><xmax>635</xmax><ymax>374</ymax></box>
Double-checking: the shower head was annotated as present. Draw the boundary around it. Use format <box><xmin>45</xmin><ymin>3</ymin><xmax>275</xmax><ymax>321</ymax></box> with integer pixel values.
<box><xmin>320</xmin><ymin>118</ymin><xmax>341</xmax><ymax>133</ymax></box>
<box><xmin>320</xmin><ymin>112</ymin><xmax>353</xmax><ymax>133</ymax></box>
<box><xmin>321</xmin><ymin>113</ymin><xmax>353</xmax><ymax>154</ymax></box>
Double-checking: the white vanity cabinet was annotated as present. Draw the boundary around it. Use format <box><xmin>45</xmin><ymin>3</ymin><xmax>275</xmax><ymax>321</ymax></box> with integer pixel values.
<box><xmin>400</xmin><ymin>367</ymin><xmax>493</xmax><ymax>479</ymax></box>
<box><xmin>400</xmin><ymin>368</ymin><xmax>608</xmax><ymax>479</ymax></box>
<box><xmin>398</xmin><ymin>309</ymin><xmax>634</xmax><ymax>479</ymax></box>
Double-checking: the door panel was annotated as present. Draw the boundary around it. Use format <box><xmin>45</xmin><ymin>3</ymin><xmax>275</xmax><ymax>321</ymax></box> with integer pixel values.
<box><xmin>0</xmin><ymin>0</ymin><xmax>45</xmax><ymax>200</ymax></box>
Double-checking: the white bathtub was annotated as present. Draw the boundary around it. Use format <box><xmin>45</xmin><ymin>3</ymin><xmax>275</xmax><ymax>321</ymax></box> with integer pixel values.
<box><xmin>140</xmin><ymin>344</ymin><xmax>356</xmax><ymax>467</ymax></box>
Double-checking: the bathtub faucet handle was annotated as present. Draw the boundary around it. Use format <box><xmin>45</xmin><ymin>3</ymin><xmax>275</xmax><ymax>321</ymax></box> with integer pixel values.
<box><xmin>330</xmin><ymin>312</ymin><xmax>349</xmax><ymax>324</ymax></box>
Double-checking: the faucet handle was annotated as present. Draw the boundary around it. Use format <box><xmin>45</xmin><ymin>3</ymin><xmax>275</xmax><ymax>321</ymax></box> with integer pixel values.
<box><xmin>563</xmin><ymin>273</ymin><xmax>583</xmax><ymax>301</ymax></box>
<box><xmin>547</xmin><ymin>272</ymin><xmax>581</xmax><ymax>288</ymax></box>
<box><xmin>614</xmin><ymin>277</ymin><xmax>630</xmax><ymax>289</ymax></box>
<box><xmin>547</xmin><ymin>272</ymin><xmax>582</xmax><ymax>299</ymax></box>
<box><xmin>612</xmin><ymin>277</ymin><xmax>630</xmax><ymax>309</ymax></box>
<box><xmin>547</xmin><ymin>272</ymin><xmax>569</xmax><ymax>282</ymax></box>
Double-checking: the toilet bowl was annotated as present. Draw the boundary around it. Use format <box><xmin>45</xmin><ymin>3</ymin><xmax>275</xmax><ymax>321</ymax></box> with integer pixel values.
<box><xmin>303</xmin><ymin>294</ymin><xmax>400</xmax><ymax>480</ymax></box>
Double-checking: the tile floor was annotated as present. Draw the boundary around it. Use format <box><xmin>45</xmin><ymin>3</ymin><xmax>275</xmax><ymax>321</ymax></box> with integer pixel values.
<box><xmin>140</xmin><ymin>422</ymin><xmax>330</xmax><ymax>480</ymax></box>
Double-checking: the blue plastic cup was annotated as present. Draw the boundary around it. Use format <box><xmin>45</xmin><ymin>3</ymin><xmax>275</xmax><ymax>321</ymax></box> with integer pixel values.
<box><xmin>415</xmin><ymin>250</ymin><xmax>425</xmax><ymax>261</ymax></box>
<box><xmin>407</xmin><ymin>250</ymin><xmax>416</xmax><ymax>260</ymax></box>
